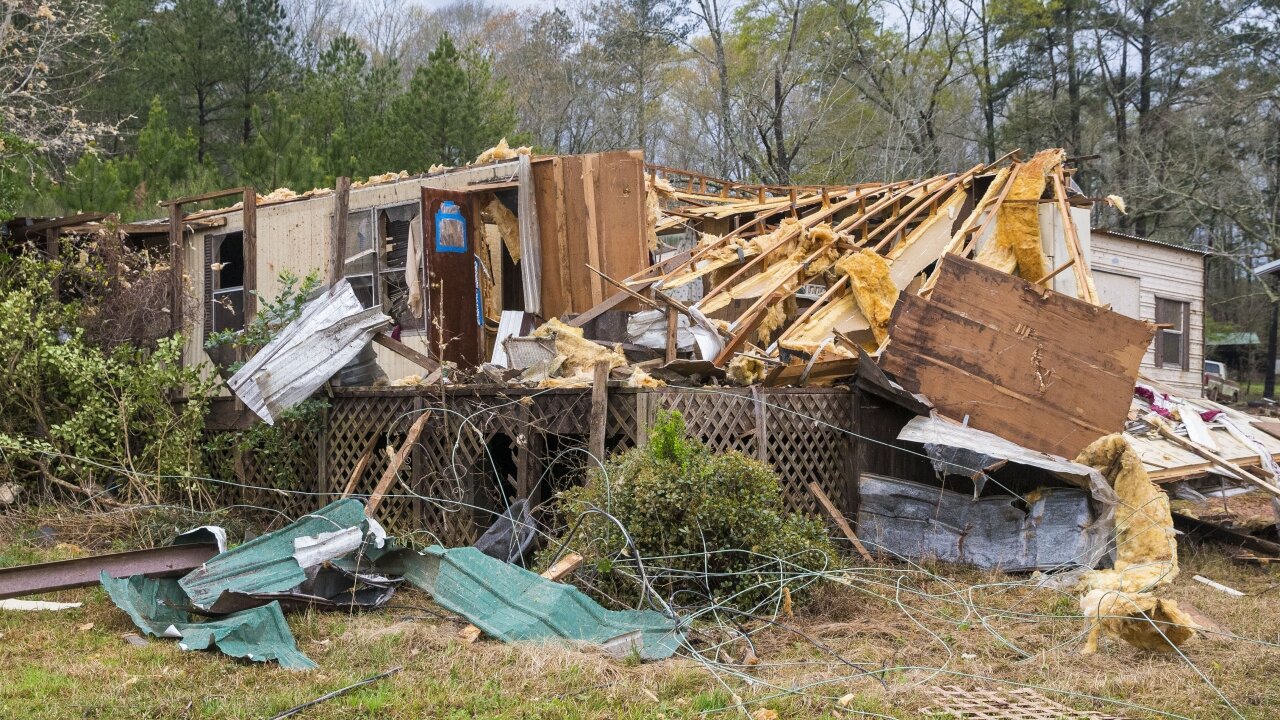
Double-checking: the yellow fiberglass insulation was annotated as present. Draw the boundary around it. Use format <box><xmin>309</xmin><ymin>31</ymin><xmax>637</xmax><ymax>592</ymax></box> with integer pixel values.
<box><xmin>474</xmin><ymin>137</ymin><xmax>531</xmax><ymax>165</ymax></box>
<box><xmin>531</xmin><ymin>318</ymin><xmax>628</xmax><ymax>377</ymax></box>
<box><xmin>756</xmin><ymin>301</ymin><xmax>787</xmax><ymax>343</ymax></box>
<box><xmin>1073</xmin><ymin>434</ymin><xmax>1194</xmax><ymax>653</ymax></box>
<box><xmin>1079</xmin><ymin>589</ymin><xmax>1196</xmax><ymax>654</ymax></box>
<box><xmin>974</xmin><ymin>148</ymin><xmax>1063</xmax><ymax>282</ymax></box>
<box><xmin>645</xmin><ymin>185</ymin><xmax>662</xmax><ymax>251</ymax></box>
<box><xmin>836</xmin><ymin>250</ymin><xmax>899</xmax><ymax>345</ymax></box>
<box><xmin>1076</xmin><ymin>434</ymin><xmax>1178</xmax><ymax>593</ymax></box>
<box><xmin>484</xmin><ymin>196</ymin><xmax>521</xmax><ymax>263</ymax></box>
<box><xmin>727</xmin><ymin>355</ymin><xmax>767</xmax><ymax>386</ymax></box>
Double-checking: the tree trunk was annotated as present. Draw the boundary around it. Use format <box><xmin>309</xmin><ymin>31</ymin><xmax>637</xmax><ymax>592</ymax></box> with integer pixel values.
<box><xmin>1266</xmin><ymin>296</ymin><xmax>1277</xmax><ymax>399</ymax></box>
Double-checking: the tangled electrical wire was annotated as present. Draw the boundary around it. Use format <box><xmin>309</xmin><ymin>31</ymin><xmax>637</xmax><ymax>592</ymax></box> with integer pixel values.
<box><xmin>2</xmin><ymin>386</ymin><xmax>1277</xmax><ymax>720</ymax></box>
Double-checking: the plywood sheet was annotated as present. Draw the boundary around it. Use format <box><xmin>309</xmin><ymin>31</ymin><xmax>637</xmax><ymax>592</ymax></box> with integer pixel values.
<box><xmin>880</xmin><ymin>255</ymin><xmax>1154</xmax><ymax>458</ymax></box>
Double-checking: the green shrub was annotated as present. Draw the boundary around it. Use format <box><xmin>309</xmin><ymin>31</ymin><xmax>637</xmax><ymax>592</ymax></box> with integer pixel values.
<box><xmin>0</xmin><ymin>250</ymin><xmax>214</xmax><ymax>504</ymax></box>
<box><xmin>553</xmin><ymin>411</ymin><xmax>837</xmax><ymax>611</ymax></box>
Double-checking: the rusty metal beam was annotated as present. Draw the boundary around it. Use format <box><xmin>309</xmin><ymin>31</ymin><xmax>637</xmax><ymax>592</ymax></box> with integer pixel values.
<box><xmin>0</xmin><ymin>543</ymin><xmax>219</xmax><ymax>600</ymax></box>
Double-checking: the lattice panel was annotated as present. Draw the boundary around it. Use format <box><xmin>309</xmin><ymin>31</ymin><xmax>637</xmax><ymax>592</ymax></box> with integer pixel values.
<box><xmin>766</xmin><ymin>392</ymin><xmax>852</xmax><ymax>517</ymax></box>
<box><xmin>654</xmin><ymin>389</ymin><xmax>760</xmax><ymax>457</ymax></box>
<box><xmin>923</xmin><ymin>686</ymin><xmax>1126</xmax><ymax>719</ymax></box>
<box><xmin>325</xmin><ymin>395</ymin><xmax>424</xmax><ymax>534</ymax></box>
<box><xmin>605</xmin><ymin>391</ymin><xmax>639</xmax><ymax>452</ymax></box>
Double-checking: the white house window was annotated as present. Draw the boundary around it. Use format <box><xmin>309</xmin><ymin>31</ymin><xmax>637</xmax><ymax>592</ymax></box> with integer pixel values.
<box><xmin>1155</xmin><ymin>297</ymin><xmax>1190</xmax><ymax>371</ymax></box>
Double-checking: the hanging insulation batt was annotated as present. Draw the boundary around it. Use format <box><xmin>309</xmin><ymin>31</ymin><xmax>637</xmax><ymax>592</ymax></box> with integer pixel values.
<box><xmin>975</xmin><ymin>149</ymin><xmax>1063</xmax><ymax>282</ymax></box>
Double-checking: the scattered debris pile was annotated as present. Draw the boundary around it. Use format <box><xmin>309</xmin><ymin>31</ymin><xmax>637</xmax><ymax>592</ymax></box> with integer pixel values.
<box><xmin>0</xmin><ymin>498</ymin><xmax>685</xmax><ymax>668</ymax></box>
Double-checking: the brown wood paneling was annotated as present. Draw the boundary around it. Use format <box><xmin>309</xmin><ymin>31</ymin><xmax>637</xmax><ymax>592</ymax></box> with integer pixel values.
<box><xmin>880</xmin><ymin>254</ymin><xmax>1154</xmax><ymax>458</ymax></box>
<box><xmin>532</xmin><ymin>153</ymin><xmax>649</xmax><ymax>318</ymax></box>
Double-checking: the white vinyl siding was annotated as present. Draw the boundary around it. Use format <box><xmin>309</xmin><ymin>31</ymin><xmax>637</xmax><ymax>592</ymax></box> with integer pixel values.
<box><xmin>1089</xmin><ymin>232</ymin><xmax>1205</xmax><ymax>396</ymax></box>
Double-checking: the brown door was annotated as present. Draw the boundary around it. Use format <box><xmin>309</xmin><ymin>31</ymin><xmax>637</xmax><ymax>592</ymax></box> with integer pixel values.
<box><xmin>422</xmin><ymin>187</ymin><xmax>482</xmax><ymax>367</ymax></box>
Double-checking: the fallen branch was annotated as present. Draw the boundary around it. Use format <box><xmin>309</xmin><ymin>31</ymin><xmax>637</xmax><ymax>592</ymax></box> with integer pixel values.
<box><xmin>269</xmin><ymin>666</ymin><xmax>403</xmax><ymax>719</ymax></box>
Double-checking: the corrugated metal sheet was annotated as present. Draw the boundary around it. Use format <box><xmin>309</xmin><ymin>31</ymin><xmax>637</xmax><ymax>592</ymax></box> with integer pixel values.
<box><xmin>857</xmin><ymin>474</ymin><xmax>1096</xmax><ymax>571</ymax></box>
<box><xmin>229</xmin><ymin>280</ymin><xmax>391</xmax><ymax>423</ymax></box>
<box><xmin>380</xmin><ymin>546</ymin><xmax>683</xmax><ymax>660</ymax></box>
<box><xmin>179</xmin><ymin>499</ymin><xmax>370</xmax><ymax>611</ymax></box>
<box><xmin>101</xmin><ymin>574</ymin><xmax>315</xmax><ymax>670</ymax></box>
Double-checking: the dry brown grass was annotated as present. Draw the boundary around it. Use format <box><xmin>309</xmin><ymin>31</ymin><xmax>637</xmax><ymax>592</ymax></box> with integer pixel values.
<box><xmin>2</xmin><ymin>506</ymin><xmax>1279</xmax><ymax>719</ymax></box>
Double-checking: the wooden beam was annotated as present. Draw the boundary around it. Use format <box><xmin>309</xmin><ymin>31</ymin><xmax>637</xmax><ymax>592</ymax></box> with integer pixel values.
<box><xmin>664</xmin><ymin>304</ymin><xmax>679</xmax><ymax>364</ymax></box>
<box><xmin>458</xmin><ymin>553</ymin><xmax>584</xmax><ymax>643</ymax></box>
<box><xmin>161</xmin><ymin>186</ymin><xmax>248</xmax><ymax>207</ymax></box>
<box><xmin>1051</xmin><ymin>167</ymin><xmax>1099</xmax><ymax>304</ymax></box>
<box><xmin>14</xmin><ymin>212</ymin><xmax>109</xmax><ymax>238</ymax></box>
<box><xmin>589</xmin><ymin>360</ymin><xmax>610</xmax><ymax>464</ymax></box>
<box><xmin>1148</xmin><ymin>415</ymin><xmax>1280</xmax><ymax>497</ymax></box>
<box><xmin>330</xmin><ymin>176</ymin><xmax>351</xmax><ymax>285</ymax></box>
<box><xmin>366</xmin><ymin>411</ymin><xmax>432</xmax><ymax>515</ymax></box>
<box><xmin>242</xmin><ymin>187</ymin><xmax>257</xmax><ymax>322</ymax></box>
<box><xmin>581</xmin><ymin>154</ymin><xmax>604</xmax><ymax>305</ymax></box>
<box><xmin>168</xmin><ymin>203</ymin><xmax>184</xmax><ymax>335</ymax></box>
<box><xmin>807</xmin><ymin>481</ymin><xmax>874</xmax><ymax>563</ymax></box>
<box><xmin>1037</xmin><ymin>257</ymin><xmax>1076</xmax><ymax>286</ymax></box>
<box><xmin>373</xmin><ymin>333</ymin><xmax>440</xmax><ymax>373</ymax></box>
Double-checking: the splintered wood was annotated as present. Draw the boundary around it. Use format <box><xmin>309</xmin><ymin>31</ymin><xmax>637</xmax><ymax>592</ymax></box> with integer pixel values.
<box><xmin>880</xmin><ymin>255</ymin><xmax>1154</xmax><ymax>458</ymax></box>
<box><xmin>923</xmin><ymin>686</ymin><xmax>1126</xmax><ymax>720</ymax></box>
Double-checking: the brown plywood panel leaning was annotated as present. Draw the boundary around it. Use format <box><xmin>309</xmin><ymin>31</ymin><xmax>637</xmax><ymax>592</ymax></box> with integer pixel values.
<box><xmin>532</xmin><ymin>157</ymin><xmax>571</xmax><ymax>318</ymax></box>
<box><xmin>880</xmin><ymin>254</ymin><xmax>1154</xmax><ymax>458</ymax></box>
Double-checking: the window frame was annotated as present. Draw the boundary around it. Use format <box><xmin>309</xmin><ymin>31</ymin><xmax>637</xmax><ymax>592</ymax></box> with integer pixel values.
<box><xmin>341</xmin><ymin>201</ymin><xmax>423</xmax><ymax>332</ymax></box>
<box><xmin>1153</xmin><ymin>297</ymin><xmax>1191</xmax><ymax>371</ymax></box>
<box><xmin>204</xmin><ymin>231</ymin><xmax>247</xmax><ymax>340</ymax></box>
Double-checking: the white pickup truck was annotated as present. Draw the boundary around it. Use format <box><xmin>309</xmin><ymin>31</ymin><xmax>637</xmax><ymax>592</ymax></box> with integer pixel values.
<box><xmin>1203</xmin><ymin>361</ymin><xmax>1241</xmax><ymax>403</ymax></box>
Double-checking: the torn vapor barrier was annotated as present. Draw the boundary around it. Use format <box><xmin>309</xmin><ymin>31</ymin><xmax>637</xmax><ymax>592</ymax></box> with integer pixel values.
<box><xmin>101</xmin><ymin>574</ymin><xmax>316</xmax><ymax>669</ymax></box>
<box><xmin>377</xmin><ymin>545</ymin><xmax>684</xmax><ymax>660</ymax></box>
<box><xmin>857</xmin><ymin>474</ymin><xmax>1096</xmax><ymax>571</ymax></box>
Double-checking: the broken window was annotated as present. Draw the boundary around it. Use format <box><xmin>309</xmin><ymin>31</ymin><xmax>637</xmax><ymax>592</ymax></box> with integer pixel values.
<box><xmin>344</xmin><ymin>203</ymin><xmax>422</xmax><ymax>330</ymax></box>
<box><xmin>205</xmin><ymin>232</ymin><xmax>245</xmax><ymax>338</ymax></box>
<box><xmin>1155</xmin><ymin>297</ymin><xmax>1190</xmax><ymax>370</ymax></box>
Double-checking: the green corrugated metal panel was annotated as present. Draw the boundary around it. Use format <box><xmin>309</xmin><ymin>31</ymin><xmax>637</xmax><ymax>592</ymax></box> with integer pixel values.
<box><xmin>101</xmin><ymin>573</ymin><xmax>315</xmax><ymax>670</ymax></box>
<box><xmin>179</xmin><ymin>499</ymin><xmax>369</xmax><ymax>610</ymax></box>
<box><xmin>381</xmin><ymin>546</ymin><xmax>683</xmax><ymax>660</ymax></box>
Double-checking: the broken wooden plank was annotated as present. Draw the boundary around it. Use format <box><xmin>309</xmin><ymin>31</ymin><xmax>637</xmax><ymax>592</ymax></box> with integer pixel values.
<box><xmin>1147</xmin><ymin>415</ymin><xmax>1280</xmax><ymax>497</ymax></box>
<box><xmin>880</xmin><ymin>255</ymin><xmax>1154</xmax><ymax>458</ymax></box>
<box><xmin>373</xmin><ymin>333</ymin><xmax>440</xmax><ymax>373</ymax></box>
<box><xmin>807</xmin><ymin>482</ymin><xmax>874</xmax><ymax>563</ymax></box>
<box><xmin>458</xmin><ymin>553</ymin><xmax>584</xmax><ymax>643</ymax></box>
<box><xmin>589</xmin><ymin>360</ymin><xmax>610</xmax><ymax>463</ymax></box>
<box><xmin>340</xmin><ymin>433</ymin><xmax>382</xmax><ymax>499</ymax></box>
<box><xmin>366</xmin><ymin>411</ymin><xmax>431</xmax><ymax>515</ymax></box>
<box><xmin>329</xmin><ymin>176</ymin><xmax>351</xmax><ymax>285</ymax></box>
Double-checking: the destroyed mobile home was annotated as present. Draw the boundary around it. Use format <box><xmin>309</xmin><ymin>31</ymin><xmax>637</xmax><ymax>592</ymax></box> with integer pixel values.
<box><xmin>7</xmin><ymin>143</ymin><xmax>1280</xmax><ymax>685</ymax></box>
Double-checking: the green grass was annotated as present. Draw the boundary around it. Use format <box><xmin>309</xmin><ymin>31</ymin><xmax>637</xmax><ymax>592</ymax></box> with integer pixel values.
<box><xmin>3</xmin><ymin>507</ymin><xmax>1280</xmax><ymax>718</ymax></box>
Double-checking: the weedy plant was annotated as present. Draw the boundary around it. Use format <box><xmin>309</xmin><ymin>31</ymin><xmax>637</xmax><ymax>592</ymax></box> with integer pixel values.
<box><xmin>203</xmin><ymin>270</ymin><xmax>328</xmax><ymax>494</ymax></box>
<box><xmin>554</xmin><ymin>411</ymin><xmax>837</xmax><ymax>611</ymax></box>
<box><xmin>0</xmin><ymin>249</ymin><xmax>214</xmax><ymax>506</ymax></box>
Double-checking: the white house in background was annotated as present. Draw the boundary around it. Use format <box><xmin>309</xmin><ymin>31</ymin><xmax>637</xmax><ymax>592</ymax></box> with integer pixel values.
<box><xmin>1088</xmin><ymin>228</ymin><xmax>1207</xmax><ymax>396</ymax></box>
